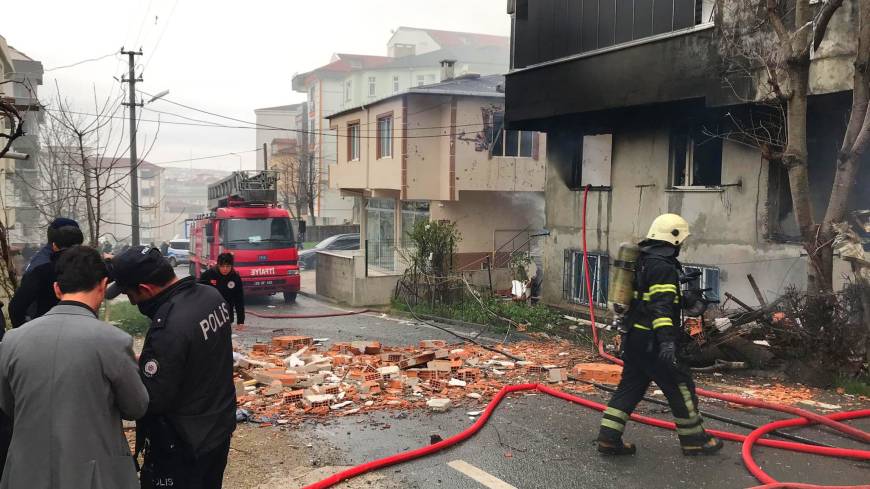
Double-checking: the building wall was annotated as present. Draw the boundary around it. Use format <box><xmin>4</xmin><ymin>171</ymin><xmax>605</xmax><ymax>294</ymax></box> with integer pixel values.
<box><xmin>541</xmin><ymin>122</ymin><xmax>812</xmax><ymax>311</ymax></box>
<box><xmin>254</xmin><ymin>107</ymin><xmax>300</xmax><ymax>170</ymax></box>
<box><xmin>314</xmin><ymin>79</ymin><xmax>355</xmax><ymax>224</ymax></box>
<box><xmin>387</xmin><ymin>30</ymin><xmax>440</xmax><ymax>57</ymax></box>
<box><xmin>406</xmin><ymin>95</ymin><xmax>445</xmax><ymax>200</ymax></box>
<box><xmin>453</xmin><ymin>98</ymin><xmax>546</xmax><ymax>193</ymax></box>
<box><xmin>431</xmin><ymin>190</ymin><xmax>544</xmax><ymax>256</ymax></box>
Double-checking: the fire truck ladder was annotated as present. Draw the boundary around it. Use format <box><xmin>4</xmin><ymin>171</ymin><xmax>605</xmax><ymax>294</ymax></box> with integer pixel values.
<box><xmin>208</xmin><ymin>170</ymin><xmax>279</xmax><ymax>209</ymax></box>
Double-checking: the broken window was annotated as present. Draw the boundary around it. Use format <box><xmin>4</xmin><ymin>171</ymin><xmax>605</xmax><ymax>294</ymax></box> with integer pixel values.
<box><xmin>670</xmin><ymin>122</ymin><xmax>723</xmax><ymax>187</ymax></box>
<box><xmin>488</xmin><ymin>111</ymin><xmax>534</xmax><ymax>158</ymax></box>
<box><xmin>582</xmin><ymin>133</ymin><xmax>613</xmax><ymax>187</ymax></box>
<box><xmin>564</xmin><ymin>250</ymin><xmax>609</xmax><ymax>307</ymax></box>
<box><xmin>682</xmin><ymin>264</ymin><xmax>720</xmax><ymax>302</ymax></box>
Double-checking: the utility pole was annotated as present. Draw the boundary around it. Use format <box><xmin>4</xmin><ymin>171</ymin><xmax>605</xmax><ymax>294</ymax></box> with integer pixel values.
<box><xmin>121</xmin><ymin>48</ymin><xmax>143</xmax><ymax>246</ymax></box>
<box><xmin>263</xmin><ymin>143</ymin><xmax>268</xmax><ymax>170</ymax></box>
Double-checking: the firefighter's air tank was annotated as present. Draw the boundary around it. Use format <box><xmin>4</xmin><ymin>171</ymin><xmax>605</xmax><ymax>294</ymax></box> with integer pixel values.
<box><xmin>608</xmin><ymin>242</ymin><xmax>640</xmax><ymax>314</ymax></box>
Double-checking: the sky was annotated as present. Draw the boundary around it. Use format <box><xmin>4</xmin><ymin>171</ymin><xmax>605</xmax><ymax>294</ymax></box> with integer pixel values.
<box><xmin>2</xmin><ymin>0</ymin><xmax>510</xmax><ymax>170</ymax></box>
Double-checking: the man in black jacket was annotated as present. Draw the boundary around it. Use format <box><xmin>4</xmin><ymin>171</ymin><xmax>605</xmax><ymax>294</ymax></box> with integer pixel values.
<box><xmin>597</xmin><ymin>214</ymin><xmax>722</xmax><ymax>457</ymax></box>
<box><xmin>9</xmin><ymin>220</ymin><xmax>84</xmax><ymax>327</ymax></box>
<box><xmin>107</xmin><ymin>246</ymin><xmax>236</xmax><ymax>489</ymax></box>
<box><xmin>199</xmin><ymin>253</ymin><xmax>245</xmax><ymax>328</ymax></box>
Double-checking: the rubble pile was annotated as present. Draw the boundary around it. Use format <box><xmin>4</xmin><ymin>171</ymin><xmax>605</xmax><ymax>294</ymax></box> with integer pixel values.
<box><xmin>232</xmin><ymin>336</ymin><xmax>601</xmax><ymax>424</ymax></box>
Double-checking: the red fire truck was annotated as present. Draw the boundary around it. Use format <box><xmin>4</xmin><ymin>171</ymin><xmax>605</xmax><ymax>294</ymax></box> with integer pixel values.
<box><xmin>189</xmin><ymin>170</ymin><xmax>300</xmax><ymax>302</ymax></box>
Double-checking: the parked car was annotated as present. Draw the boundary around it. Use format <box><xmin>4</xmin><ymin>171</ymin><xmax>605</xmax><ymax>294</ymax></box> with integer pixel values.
<box><xmin>298</xmin><ymin>233</ymin><xmax>359</xmax><ymax>270</ymax></box>
<box><xmin>166</xmin><ymin>238</ymin><xmax>190</xmax><ymax>267</ymax></box>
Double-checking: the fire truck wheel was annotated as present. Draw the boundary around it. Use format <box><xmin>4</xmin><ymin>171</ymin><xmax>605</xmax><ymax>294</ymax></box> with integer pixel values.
<box><xmin>283</xmin><ymin>292</ymin><xmax>297</xmax><ymax>303</ymax></box>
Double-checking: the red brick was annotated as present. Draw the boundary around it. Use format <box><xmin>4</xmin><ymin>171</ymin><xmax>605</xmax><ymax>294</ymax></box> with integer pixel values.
<box><xmin>572</xmin><ymin>363</ymin><xmax>623</xmax><ymax>385</ymax></box>
<box><xmin>420</xmin><ymin>340</ymin><xmax>447</xmax><ymax>349</ymax></box>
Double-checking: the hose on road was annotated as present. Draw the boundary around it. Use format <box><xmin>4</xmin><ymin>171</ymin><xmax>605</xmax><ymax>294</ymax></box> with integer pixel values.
<box><xmin>247</xmin><ymin>309</ymin><xmax>373</xmax><ymax>319</ymax></box>
<box><xmin>296</xmin><ymin>184</ymin><xmax>870</xmax><ymax>488</ymax></box>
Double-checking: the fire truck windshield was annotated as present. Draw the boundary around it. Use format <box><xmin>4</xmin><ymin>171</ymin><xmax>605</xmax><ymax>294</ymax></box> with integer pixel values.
<box><xmin>223</xmin><ymin>217</ymin><xmax>295</xmax><ymax>250</ymax></box>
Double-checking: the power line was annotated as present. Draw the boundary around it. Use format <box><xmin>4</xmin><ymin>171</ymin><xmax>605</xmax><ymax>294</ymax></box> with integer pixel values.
<box><xmin>152</xmin><ymin>148</ymin><xmax>262</xmax><ymax>165</ymax></box>
<box><xmin>142</xmin><ymin>0</ymin><xmax>179</xmax><ymax>72</ymax></box>
<box><xmin>43</xmin><ymin>107</ymin><xmax>493</xmax><ymax>139</ymax></box>
<box><xmin>44</xmin><ymin>52</ymin><xmax>118</xmax><ymax>72</ymax></box>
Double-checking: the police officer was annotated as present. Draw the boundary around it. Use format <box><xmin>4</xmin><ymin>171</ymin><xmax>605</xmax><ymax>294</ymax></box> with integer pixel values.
<box><xmin>199</xmin><ymin>253</ymin><xmax>245</xmax><ymax>329</ymax></box>
<box><xmin>106</xmin><ymin>246</ymin><xmax>236</xmax><ymax>488</ymax></box>
<box><xmin>597</xmin><ymin>214</ymin><xmax>723</xmax><ymax>456</ymax></box>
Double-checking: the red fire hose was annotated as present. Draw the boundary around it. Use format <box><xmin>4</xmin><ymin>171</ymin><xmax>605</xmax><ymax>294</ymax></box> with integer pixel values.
<box><xmin>295</xmin><ymin>185</ymin><xmax>869</xmax><ymax>489</ymax></box>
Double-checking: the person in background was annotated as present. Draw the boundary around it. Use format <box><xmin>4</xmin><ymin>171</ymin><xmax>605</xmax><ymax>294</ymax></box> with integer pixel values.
<box><xmin>199</xmin><ymin>252</ymin><xmax>245</xmax><ymax>329</ymax></box>
<box><xmin>22</xmin><ymin>218</ymin><xmax>79</xmax><ymax>276</ymax></box>
<box><xmin>0</xmin><ymin>245</ymin><xmax>149</xmax><ymax>488</ymax></box>
<box><xmin>103</xmin><ymin>240</ymin><xmax>113</xmax><ymax>255</ymax></box>
<box><xmin>159</xmin><ymin>241</ymin><xmax>169</xmax><ymax>256</ymax></box>
<box><xmin>106</xmin><ymin>246</ymin><xmax>235</xmax><ymax>489</ymax></box>
<box><xmin>9</xmin><ymin>222</ymin><xmax>84</xmax><ymax>327</ymax></box>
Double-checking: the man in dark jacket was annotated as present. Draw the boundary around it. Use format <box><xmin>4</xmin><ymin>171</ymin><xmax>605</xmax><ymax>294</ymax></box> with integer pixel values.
<box><xmin>597</xmin><ymin>214</ymin><xmax>722</xmax><ymax>456</ymax></box>
<box><xmin>9</xmin><ymin>220</ymin><xmax>84</xmax><ymax>327</ymax></box>
<box><xmin>106</xmin><ymin>246</ymin><xmax>235</xmax><ymax>489</ymax></box>
<box><xmin>199</xmin><ymin>253</ymin><xmax>245</xmax><ymax>328</ymax></box>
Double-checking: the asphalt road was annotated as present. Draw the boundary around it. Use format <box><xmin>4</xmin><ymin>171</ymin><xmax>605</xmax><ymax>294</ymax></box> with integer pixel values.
<box><xmin>235</xmin><ymin>278</ymin><xmax>870</xmax><ymax>489</ymax></box>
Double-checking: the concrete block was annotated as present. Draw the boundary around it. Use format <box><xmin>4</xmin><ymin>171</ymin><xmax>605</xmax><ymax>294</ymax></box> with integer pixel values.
<box><xmin>427</xmin><ymin>398</ymin><xmax>451</xmax><ymax>412</ymax></box>
<box><xmin>547</xmin><ymin>368</ymin><xmax>568</xmax><ymax>383</ymax></box>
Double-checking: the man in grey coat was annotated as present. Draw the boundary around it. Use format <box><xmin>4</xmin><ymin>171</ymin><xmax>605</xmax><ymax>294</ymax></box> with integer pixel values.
<box><xmin>0</xmin><ymin>245</ymin><xmax>149</xmax><ymax>489</ymax></box>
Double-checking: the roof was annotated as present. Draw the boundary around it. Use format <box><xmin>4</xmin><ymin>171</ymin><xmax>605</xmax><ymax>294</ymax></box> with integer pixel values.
<box><xmin>379</xmin><ymin>45</ymin><xmax>508</xmax><ymax>70</ymax></box>
<box><xmin>394</xmin><ymin>27</ymin><xmax>509</xmax><ymax>49</ymax></box>
<box><xmin>293</xmin><ymin>53</ymin><xmax>392</xmax><ymax>89</ymax></box>
<box><xmin>7</xmin><ymin>46</ymin><xmax>34</xmax><ymax>61</ymax></box>
<box><xmin>255</xmin><ymin>102</ymin><xmax>305</xmax><ymax>113</ymax></box>
<box><xmin>327</xmin><ymin>74</ymin><xmax>504</xmax><ymax>119</ymax></box>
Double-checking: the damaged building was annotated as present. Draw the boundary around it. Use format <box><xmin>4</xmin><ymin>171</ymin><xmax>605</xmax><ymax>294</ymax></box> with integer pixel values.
<box><xmin>504</xmin><ymin>0</ymin><xmax>868</xmax><ymax>310</ymax></box>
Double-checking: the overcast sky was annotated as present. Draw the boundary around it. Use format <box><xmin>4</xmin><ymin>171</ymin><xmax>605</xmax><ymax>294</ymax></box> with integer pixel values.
<box><xmin>2</xmin><ymin>0</ymin><xmax>510</xmax><ymax>170</ymax></box>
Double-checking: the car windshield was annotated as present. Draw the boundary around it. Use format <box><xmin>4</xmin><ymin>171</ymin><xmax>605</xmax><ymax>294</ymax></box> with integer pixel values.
<box><xmin>169</xmin><ymin>240</ymin><xmax>189</xmax><ymax>251</ymax></box>
<box><xmin>223</xmin><ymin>217</ymin><xmax>295</xmax><ymax>250</ymax></box>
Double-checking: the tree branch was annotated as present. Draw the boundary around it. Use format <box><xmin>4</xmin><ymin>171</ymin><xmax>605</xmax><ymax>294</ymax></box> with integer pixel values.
<box><xmin>814</xmin><ymin>0</ymin><xmax>845</xmax><ymax>51</ymax></box>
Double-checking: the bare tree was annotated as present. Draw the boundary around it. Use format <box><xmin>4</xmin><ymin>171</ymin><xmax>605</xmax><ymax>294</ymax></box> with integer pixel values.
<box><xmin>41</xmin><ymin>85</ymin><xmax>161</xmax><ymax>245</ymax></box>
<box><xmin>717</xmin><ymin>0</ymin><xmax>870</xmax><ymax>293</ymax></box>
<box><xmin>0</xmin><ymin>80</ymin><xmax>27</xmax><ymax>297</ymax></box>
<box><xmin>299</xmin><ymin>143</ymin><xmax>323</xmax><ymax>226</ymax></box>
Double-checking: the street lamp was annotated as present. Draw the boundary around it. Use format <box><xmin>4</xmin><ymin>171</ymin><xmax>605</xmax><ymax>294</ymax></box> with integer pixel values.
<box><xmin>146</xmin><ymin>89</ymin><xmax>170</xmax><ymax>104</ymax></box>
<box><xmin>231</xmin><ymin>153</ymin><xmax>243</xmax><ymax>171</ymax></box>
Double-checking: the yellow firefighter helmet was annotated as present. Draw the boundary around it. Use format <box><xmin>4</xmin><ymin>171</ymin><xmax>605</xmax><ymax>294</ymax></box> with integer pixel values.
<box><xmin>646</xmin><ymin>213</ymin><xmax>690</xmax><ymax>246</ymax></box>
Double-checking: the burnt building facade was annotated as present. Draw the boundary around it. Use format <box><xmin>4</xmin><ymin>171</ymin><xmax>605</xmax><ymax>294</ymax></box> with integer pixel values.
<box><xmin>504</xmin><ymin>0</ymin><xmax>868</xmax><ymax>310</ymax></box>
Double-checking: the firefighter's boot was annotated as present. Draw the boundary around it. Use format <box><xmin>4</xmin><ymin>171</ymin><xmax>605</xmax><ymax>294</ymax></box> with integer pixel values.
<box><xmin>680</xmin><ymin>435</ymin><xmax>723</xmax><ymax>456</ymax></box>
<box><xmin>597</xmin><ymin>439</ymin><xmax>637</xmax><ymax>456</ymax></box>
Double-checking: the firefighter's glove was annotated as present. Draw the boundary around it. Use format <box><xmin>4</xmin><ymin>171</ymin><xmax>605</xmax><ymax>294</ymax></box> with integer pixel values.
<box><xmin>658</xmin><ymin>341</ymin><xmax>677</xmax><ymax>367</ymax></box>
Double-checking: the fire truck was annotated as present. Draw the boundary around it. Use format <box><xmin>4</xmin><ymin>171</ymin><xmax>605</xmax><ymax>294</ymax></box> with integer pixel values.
<box><xmin>189</xmin><ymin>170</ymin><xmax>300</xmax><ymax>302</ymax></box>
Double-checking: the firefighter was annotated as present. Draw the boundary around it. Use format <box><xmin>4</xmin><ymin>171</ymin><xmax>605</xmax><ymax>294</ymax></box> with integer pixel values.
<box><xmin>597</xmin><ymin>213</ymin><xmax>723</xmax><ymax>456</ymax></box>
<box><xmin>106</xmin><ymin>246</ymin><xmax>236</xmax><ymax>488</ymax></box>
<box><xmin>199</xmin><ymin>252</ymin><xmax>245</xmax><ymax>329</ymax></box>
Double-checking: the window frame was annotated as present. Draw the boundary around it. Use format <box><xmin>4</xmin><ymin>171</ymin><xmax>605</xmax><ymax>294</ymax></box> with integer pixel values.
<box><xmin>368</xmin><ymin>76</ymin><xmax>377</xmax><ymax>97</ymax></box>
<box><xmin>347</xmin><ymin>120</ymin><xmax>361</xmax><ymax>161</ymax></box>
<box><xmin>416</xmin><ymin>75</ymin><xmax>425</xmax><ymax>87</ymax></box>
<box><xmin>344</xmin><ymin>79</ymin><xmax>353</xmax><ymax>102</ymax></box>
<box><xmin>376</xmin><ymin>112</ymin><xmax>394</xmax><ymax>159</ymax></box>
<box><xmin>669</xmin><ymin>121</ymin><xmax>723</xmax><ymax>189</ymax></box>
<box><xmin>392</xmin><ymin>75</ymin><xmax>400</xmax><ymax>93</ymax></box>
<box><xmin>564</xmin><ymin>250</ymin><xmax>609</xmax><ymax>307</ymax></box>
<box><xmin>682</xmin><ymin>263</ymin><xmax>721</xmax><ymax>302</ymax></box>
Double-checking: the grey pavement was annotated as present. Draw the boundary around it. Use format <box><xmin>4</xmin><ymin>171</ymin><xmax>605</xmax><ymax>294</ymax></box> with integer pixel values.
<box><xmin>235</xmin><ymin>283</ymin><xmax>870</xmax><ymax>489</ymax></box>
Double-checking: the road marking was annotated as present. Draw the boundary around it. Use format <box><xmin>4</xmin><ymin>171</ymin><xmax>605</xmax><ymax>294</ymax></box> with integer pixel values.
<box><xmin>447</xmin><ymin>460</ymin><xmax>518</xmax><ymax>489</ymax></box>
